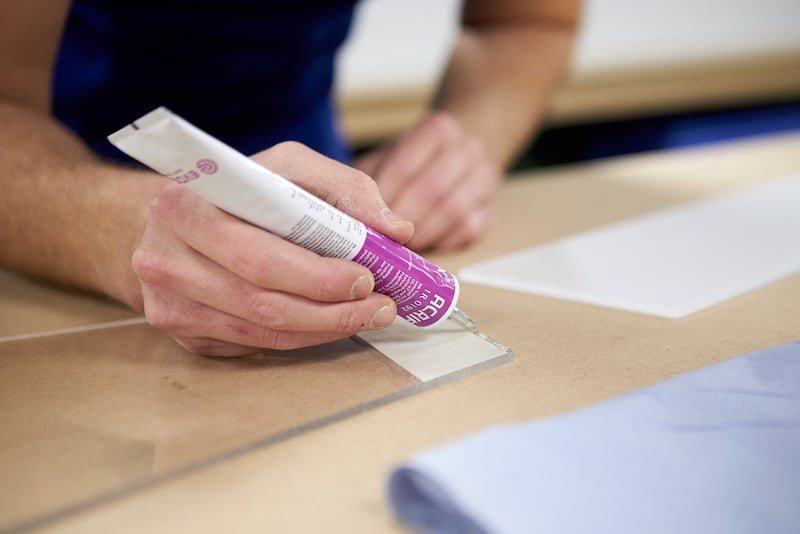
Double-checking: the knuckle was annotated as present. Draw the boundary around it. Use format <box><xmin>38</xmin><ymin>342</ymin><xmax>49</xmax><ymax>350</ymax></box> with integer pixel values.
<box><xmin>343</xmin><ymin>167</ymin><xmax>378</xmax><ymax>194</ymax></box>
<box><xmin>144</xmin><ymin>302</ymin><xmax>178</xmax><ymax>332</ymax></box>
<box><xmin>334</xmin><ymin>305</ymin><xmax>366</xmax><ymax>333</ymax></box>
<box><xmin>247</xmin><ymin>293</ymin><xmax>288</xmax><ymax>329</ymax></box>
<box><xmin>315</xmin><ymin>276</ymin><xmax>336</xmax><ymax>301</ymax></box>
<box><xmin>260</xmin><ymin>329</ymin><xmax>297</xmax><ymax>351</ymax></box>
<box><xmin>425</xmin><ymin>176</ymin><xmax>450</xmax><ymax>202</ymax></box>
<box><xmin>229</xmin><ymin>247</ymin><xmax>269</xmax><ymax>284</ymax></box>
<box><xmin>332</xmin><ymin>169</ymin><xmax>382</xmax><ymax>214</ymax></box>
<box><xmin>147</xmin><ymin>183</ymin><xmax>186</xmax><ymax>221</ymax></box>
<box><xmin>145</xmin><ymin>298</ymin><xmax>201</xmax><ymax>335</ymax></box>
<box><xmin>278</xmin><ymin>140</ymin><xmax>307</xmax><ymax>153</ymax></box>
<box><xmin>254</xmin><ymin>141</ymin><xmax>311</xmax><ymax>176</ymax></box>
<box><xmin>266</xmin><ymin>140</ymin><xmax>308</xmax><ymax>161</ymax></box>
<box><xmin>311</xmin><ymin>271</ymin><xmax>341</xmax><ymax>301</ymax></box>
<box><xmin>427</xmin><ymin>111</ymin><xmax>460</xmax><ymax>140</ymax></box>
<box><xmin>131</xmin><ymin>249</ymin><xmax>173</xmax><ymax>286</ymax></box>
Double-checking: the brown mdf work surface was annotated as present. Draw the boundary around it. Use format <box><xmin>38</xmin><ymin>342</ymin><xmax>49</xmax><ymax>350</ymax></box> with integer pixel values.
<box><xmin>0</xmin><ymin>270</ymin><xmax>141</xmax><ymax>339</ymax></box>
<box><xmin>4</xmin><ymin>132</ymin><xmax>800</xmax><ymax>533</ymax></box>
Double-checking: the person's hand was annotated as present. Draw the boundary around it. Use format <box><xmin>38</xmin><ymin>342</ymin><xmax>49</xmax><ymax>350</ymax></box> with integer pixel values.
<box><xmin>131</xmin><ymin>142</ymin><xmax>415</xmax><ymax>357</ymax></box>
<box><xmin>355</xmin><ymin>111</ymin><xmax>501</xmax><ymax>251</ymax></box>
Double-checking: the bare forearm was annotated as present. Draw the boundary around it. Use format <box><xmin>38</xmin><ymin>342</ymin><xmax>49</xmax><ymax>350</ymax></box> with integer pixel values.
<box><xmin>434</xmin><ymin>2</ymin><xmax>580</xmax><ymax>170</ymax></box>
<box><xmin>0</xmin><ymin>102</ymin><xmax>162</xmax><ymax>309</ymax></box>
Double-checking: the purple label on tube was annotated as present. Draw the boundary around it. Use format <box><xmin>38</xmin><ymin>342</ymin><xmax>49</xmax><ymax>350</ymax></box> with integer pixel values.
<box><xmin>352</xmin><ymin>228</ymin><xmax>458</xmax><ymax>328</ymax></box>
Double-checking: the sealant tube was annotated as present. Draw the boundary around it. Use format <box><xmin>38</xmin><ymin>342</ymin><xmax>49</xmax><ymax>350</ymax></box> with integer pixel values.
<box><xmin>108</xmin><ymin>107</ymin><xmax>459</xmax><ymax>328</ymax></box>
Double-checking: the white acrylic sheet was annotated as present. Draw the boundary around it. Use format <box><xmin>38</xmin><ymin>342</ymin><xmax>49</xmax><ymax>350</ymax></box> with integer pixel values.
<box><xmin>459</xmin><ymin>173</ymin><xmax>800</xmax><ymax>318</ymax></box>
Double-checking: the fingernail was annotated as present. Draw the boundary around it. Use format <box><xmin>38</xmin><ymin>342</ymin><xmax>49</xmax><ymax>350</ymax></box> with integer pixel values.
<box><xmin>381</xmin><ymin>207</ymin><xmax>411</xmax><ymax>225</ymax></box>
<box><xmin>370</xmin><ymin>305</ymin><xmax>395</xmax><ymax>329</ymax></box>
<box><xmin>350</xmin><ymin>274</ymin><xmax>374</xmax><ymax>300</ymax></box>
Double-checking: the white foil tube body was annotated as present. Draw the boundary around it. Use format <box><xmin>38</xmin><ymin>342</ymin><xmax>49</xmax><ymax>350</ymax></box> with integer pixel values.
<box><xmin>109</xmin><ymin>108</ymin><xmax>459</xmax><ymax>327</ymax></box>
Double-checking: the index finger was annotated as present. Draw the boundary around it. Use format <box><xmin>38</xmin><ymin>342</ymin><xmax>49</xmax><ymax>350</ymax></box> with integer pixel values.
<box><xmin>251</xmin><ymin>142</ymin><xmax>414</xmax><ymax>245</ymax></box>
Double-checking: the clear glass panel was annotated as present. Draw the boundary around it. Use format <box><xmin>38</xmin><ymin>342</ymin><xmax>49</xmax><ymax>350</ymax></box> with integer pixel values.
<box><xmin>0</xmin><ymin>316</ymin><xmax>509</xmax><ymax>532</ymax></box>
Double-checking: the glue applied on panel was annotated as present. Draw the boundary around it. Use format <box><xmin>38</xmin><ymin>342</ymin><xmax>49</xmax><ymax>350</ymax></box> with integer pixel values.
<box><xmin>108</xmin><ymin>107</ymin><xmax>459</xmax><ymax>327</ymax></box>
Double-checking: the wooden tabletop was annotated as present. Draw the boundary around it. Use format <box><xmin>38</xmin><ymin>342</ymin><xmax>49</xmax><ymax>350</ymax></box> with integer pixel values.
<box><xmin>2</xmin><ymin>131</ymin><xmax>800</xmax><ymax>533</ymax></box>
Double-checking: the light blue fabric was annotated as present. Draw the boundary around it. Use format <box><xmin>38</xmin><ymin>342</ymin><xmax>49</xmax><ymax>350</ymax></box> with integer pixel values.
<box><xmin>388</xmin><ymin>341</ymin><xmax>800</xmax><ymax>534</ymax></box>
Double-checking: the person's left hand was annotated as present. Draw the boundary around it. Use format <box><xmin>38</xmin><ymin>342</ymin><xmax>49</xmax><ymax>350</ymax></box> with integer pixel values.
<box><xmin>354</xmin><ymin>111</ymin><xmax>501</xmax><ymax>251</ymax></box>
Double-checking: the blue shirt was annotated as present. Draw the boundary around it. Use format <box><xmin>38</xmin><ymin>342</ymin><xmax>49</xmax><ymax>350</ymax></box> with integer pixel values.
<box><xmin>53</xmin><ymin>0</ymin><xmax>357</xmax><ymax>163</ymax></box>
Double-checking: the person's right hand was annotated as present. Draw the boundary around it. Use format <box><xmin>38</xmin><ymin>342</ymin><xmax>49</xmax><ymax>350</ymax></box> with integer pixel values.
<box><xmin>130</xmin><ymin>142</ymin><xmax>415</xmax><ymax>357</ymax></box>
